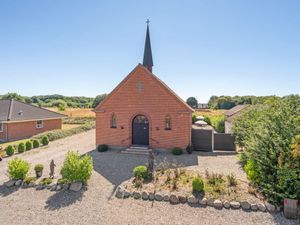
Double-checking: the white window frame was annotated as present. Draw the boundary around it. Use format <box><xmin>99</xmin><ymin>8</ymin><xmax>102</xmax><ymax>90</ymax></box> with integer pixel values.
<box><xmin>0</xmin><ymin>123</ymin><xmax>3</xmax><ymax>132</ymax></box>
<box><xmin>36</xmin><ymin>120</ymin><xmax>43</xmax><ymax>129</ymax></box>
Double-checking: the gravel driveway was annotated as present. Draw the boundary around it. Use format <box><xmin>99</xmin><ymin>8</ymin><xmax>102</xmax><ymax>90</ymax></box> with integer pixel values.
<box><xmin>0</xmin><ymin>130</ymin><xmax>298</xmax><ymax>225</ymax></box>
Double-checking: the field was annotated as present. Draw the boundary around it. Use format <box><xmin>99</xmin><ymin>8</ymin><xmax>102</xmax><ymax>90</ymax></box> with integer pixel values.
<box><xmin>46</xmin><ymin>107</ymin><xmax>95</xmax><ymax>118</ymax></box>
<box><xmin>194</xmin><ymin>109</ymin><xmax>227</xmax><ymax>117</ymax></box>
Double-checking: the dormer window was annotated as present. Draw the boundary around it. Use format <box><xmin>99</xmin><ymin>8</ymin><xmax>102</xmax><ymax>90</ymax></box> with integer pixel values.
<box><xmin>165</xmin><ymin>115</ymin><xmax>171</xmax><ymax>130</ymax></box>
<box><xmin>111</xmin><ymin>113</ymin><xmax>117</xmax><ymax>128</ymax></box>
<box><xmin>18</xmin><ymin>110</ymin><xmax>23</xmax><ymax>116</ymax></box>
<box><xmin>36</xmin><ymin>120</ymin><xmax>43</xmax><ymax>129</ymax></box>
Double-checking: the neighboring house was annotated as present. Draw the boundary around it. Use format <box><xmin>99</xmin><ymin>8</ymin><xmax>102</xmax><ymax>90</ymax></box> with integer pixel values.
<box><xmin>0</xmin><ymin>99</ymin><xmax>66</xmax><ymax>142</ymax></box>
<box><xmin>225</xmin><ymin>104</ymin><xmax>249</xmax><ymax>133</ymax></box>
<box><xmin>94</xmin><ymin>24</ymin><xmax>194</xmax><ymax>150</ymax></box>
<box><xmin>198</xmin><ymin>103</ymin><xmax>208</xmax><ymax>109</ymax></box>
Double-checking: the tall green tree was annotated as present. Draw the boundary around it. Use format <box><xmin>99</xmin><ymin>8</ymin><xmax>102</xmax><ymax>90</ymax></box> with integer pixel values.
<box><xmin>186</xmin><ymin>97</ymin><xmax>198</xmax><ymax>109</ymax></box>
<box><xmin>92</xmin><ymin>94</ymin><xmax>107</xmax><ymax>108</ymax></box>
<box><xmin>232</xmin><ymin>95</ymin><xmax>300</xmax><ymax>205</ymax></box>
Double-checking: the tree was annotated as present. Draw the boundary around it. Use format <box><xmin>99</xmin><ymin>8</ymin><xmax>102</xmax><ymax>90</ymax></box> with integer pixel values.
<box><xmin>232</xmin><ymin>95</ymin><xmax>300</xmax><ymax>205</ymax></box>
<box><xmin>186</xmin><ymin>97</ymin><xmax>198</xmax><ymax>109</ymax></box>
<box><xmin>92</xmin><ymin>94</ymin><xmax>107</xmax><ymax>108</ymax></box>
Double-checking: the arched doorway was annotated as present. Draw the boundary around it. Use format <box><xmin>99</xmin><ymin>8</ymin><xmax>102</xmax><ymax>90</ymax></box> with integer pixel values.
<box><xmin>132</xmin><ymin>115</ymin><xmax>149</xmax><ymax>146</ymax></box>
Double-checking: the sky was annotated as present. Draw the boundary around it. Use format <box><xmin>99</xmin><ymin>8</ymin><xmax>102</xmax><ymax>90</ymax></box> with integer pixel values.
<box><xmin>0</xmin><ymin>1</ymin><xmax>299</xmax><ymax>103</ymax></box>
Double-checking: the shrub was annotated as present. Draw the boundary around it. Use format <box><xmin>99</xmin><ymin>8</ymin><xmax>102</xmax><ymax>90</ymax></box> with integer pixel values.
<box><xmin>32</xmin><ymin>139</ymin><xmax>40</xmax><ymax>148</ymax></box>
<box><xmin>32</xmin><ymin>123</ymin><xmax>95</xmax><ymax>142</ymax></box>
<box><xmin>34</xmin><ymin>164</ymin><xmax>44</xmax><ymax>172</ymax></box>
<box><xmin>133</xmin><ymin>165</ymin><xmax>148</xmax><ymax>179</ymax></box>
<box><xmin>192</xmin><ymin>114</ymin><xmax>197</xmax><ymax>124</ymax></box>
<box><xmin>205</xmin><ymin>170</ymin><xmax>224</xmax><ymax>186</ymax></box>
<box><xmin>57</xmin><ymin>178</ymin><xmax>68</xmax><ymax>184</ymax></box>
<box><xmin>39</xmin><ymin>178</ymin><xmax>52</xmax><ymax>185</ymax></box>
<box><xmin>5</xmin><ymin>145</ymin><xmax>15</xmax><ymax>156</ymax></box>
<box><xmin>25</xmin><ymin>141</ymin><xmax>32</xmax><ymax>151</ymax></box>
<box><xmin>232</xmin><ymin>96</ymin><xmax>300</xmax><ymax>204</ymax></box>
<box><xmin>192</xmin><ymin>176</ymin><xmax>204</xmax><ymax>192</ymax></box>
<box><xmin>60</xmin><ymin>151</ymin><xmax>93</xmax><ymax>183</ymax></box>
<box><xmin>97</xmin><ymin>144</ymin><xmax>108</xmax><ymax>152</ymax></box>
<box><xmin>172</xmin><ymin>147</ymin><xmax>183</xmax><ymax>155</ymax></box>
<box><xmin>7</xmin><ymin>158</ymin><xmax>30</xmax><ymax>180</ymax></box>
<box><xmin>18</xmin><ymin>143</ymin><xmax>26</xmax><ymax>153</ymax></box>
<box><xmin>226</xmin><ymin>173</ymin><xmax>237</xmax><ymax>186</ymax></box>
<box><xmin>24</xmin><ymin>176</ymin><xmax>37</xmax><ymax>184</ymax></box>
<box><xmin>41</xmin><ymin>136</ymin><xmax>49</xmax><ymax>146</ymax></box>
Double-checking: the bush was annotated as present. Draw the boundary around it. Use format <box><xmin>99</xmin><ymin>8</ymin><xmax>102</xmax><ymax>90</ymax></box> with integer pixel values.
<box><xmin>32</xmin><ymin>123</ymin><xmax>95</xmax><ymax>142</ymax></box>
<box><xmin>226</xmin><ymin>173</ymin><xmax>237</xmax><ymax>186</ymax></box>
<box><xmin>192</xmin><ymin>176</ymin><xmax>204</xmax><ymax>192</ymax></box>
<box><xmin>97</xmin><ymin>144</ymin><xmax>108</xmax><ymax>152</ymax></box>
<box><xmin>5</xmin><ymin>145</ymin><xmax>15</xmax><ymax>156</ymax></box>
<box><xmin>41</xmin><ymin>136</ymin><xmax>49</xmax><ymax>145</ymax></box>
<box><xmin>18</xmin><ymin>143</ymin><xmax>26</xmax><ymax>153</ymax></box>
<box><xmin>25</xmin><ymin>141</ymin><xmax>32</xmax><ymax>151</ymax></box>
<box><xmin>192</xmin><ymin>114</ymin><xmax>197</xmax><ymax>124</ymax></box>
<box><xmin>172</xmin><ymin>147</ymin><xmax>183</xmax><ymax>155</ymax></box>
<box><xmin>32</xmin><ymin>139</ymin><xmax>40</xmax><ymax>148</ymax></box>
<box><xmin>60</xmin><ymin>151</ymin><xmax>93</xmax><ymax>183</ymax></box>
<box><xmin>24</xmin><ymin>176</ymin><xmax>37</xmax><ymax>184</ymax></box>
<box><xmin>7</xmin><ymin>158</ymin><xmax>30</xmax><ymax>180</ymax></box>
<box><xmin>232</xmin><ymin>95</ymin><xmax>300</xmax><ymax>204</ymax></box>
<box><xmin>39</xmin><ymin>178</ymin><xmax>52</xmax><ymax>185</ymax></box>
<box><xmin>205</xmin><ymin>170</ymin><xmax>224</xmax><ymax>186</ymax></box>
<box><xmin>57</xmin><ymin>178</ymin><xmax>68</xmax><ymax>184</ymax></box>
<box><xmin>133</xmin><ymin>165</ymin><xmax>148</xmax><ymax>179</ymax></box>
<box><xmin>34</xmin><ymin>164</ymin><xmax>44</xmax><ymax>172</ymax></box>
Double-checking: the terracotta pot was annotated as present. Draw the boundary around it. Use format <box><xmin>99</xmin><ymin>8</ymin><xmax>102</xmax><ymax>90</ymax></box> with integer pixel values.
<box><xmin>35</xmin><ymin>171</ymin><xmax>43</xmax><ymax>178</ymax></box>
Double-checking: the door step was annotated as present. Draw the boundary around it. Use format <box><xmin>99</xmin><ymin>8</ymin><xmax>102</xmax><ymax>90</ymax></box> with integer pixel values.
<box><xmin>121</xmin><ymin>146</ymin><xmax>152</xmax><ymax>155</ymax></box>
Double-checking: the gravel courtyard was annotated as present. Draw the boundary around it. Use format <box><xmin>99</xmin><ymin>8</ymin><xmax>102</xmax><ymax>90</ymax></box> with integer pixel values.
<box><xmin>0</xmin><ymin>130</ymin><xmax>298</xmax><ymax>225</ymax></box>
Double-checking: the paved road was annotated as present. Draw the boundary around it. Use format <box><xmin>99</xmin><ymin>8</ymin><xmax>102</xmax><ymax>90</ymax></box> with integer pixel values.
<box><xmin>0</xmin><ymin>130</ymin><xmax>298</xmax><ymax>225</ymax></box>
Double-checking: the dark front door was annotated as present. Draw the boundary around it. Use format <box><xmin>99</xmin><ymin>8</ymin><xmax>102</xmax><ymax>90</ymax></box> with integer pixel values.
<box><xmin>132</xmin><ymin>115</ymin><xmax>149</xmax><ymax>146</ymax></box>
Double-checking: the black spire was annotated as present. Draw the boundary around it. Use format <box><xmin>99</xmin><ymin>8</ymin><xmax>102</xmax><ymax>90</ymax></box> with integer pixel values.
<box><xmin>143</xmin><ymin>20</ymin><xmax>153</xmax><ymax>72</ymax></box>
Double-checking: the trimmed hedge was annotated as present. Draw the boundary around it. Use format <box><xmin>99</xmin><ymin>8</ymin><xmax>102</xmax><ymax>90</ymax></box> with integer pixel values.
<box><xmin>18</xmin><ymin>143</ymin><xmax>26</xmax><ymax>153</ymax></box>
<box><xmin>32</xmin><ymin>139</ymin><xmax>40</xmax><ymax>148</ymax></box>
<box><xmin>32</xmin><ymin>123</ymin><xmax>95</xmax><ymax>142</ymax></box>
<box><xmin>97</xmin><ymin>144</ymin><xmax>108</xmax><ymax>152</ymax></box>
<box><xmin>172</xmin><ymin>147</ymin><xmax>183</xmax><ymax>155</ymax></box>
<box><xmin>6</xmin><ymin>145</ymin><xmax>15</xmax><ymax>156</ymax></box>
<box><xmin>41</xmin><ymin>136</ymin><xmax>49</xmax><ymax>146</ymax></box>
<box><xmin>25</xmin><ymin>141</ymin><xmax>32</xmax><ymax>151</ymax></box>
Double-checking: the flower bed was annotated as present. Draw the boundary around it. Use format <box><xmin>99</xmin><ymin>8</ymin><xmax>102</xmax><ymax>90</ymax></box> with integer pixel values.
<box><xmin>116</xmin><ymin>166</ymin><xmax>278</xmax><ymax>213</ymax></box>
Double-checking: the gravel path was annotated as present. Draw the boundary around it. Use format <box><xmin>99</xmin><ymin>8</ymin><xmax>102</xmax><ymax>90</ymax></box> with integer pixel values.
<box><xmin>0</xmin><ymin>131</ymin><xmax>298</xmax><ymax>225</ymax></box>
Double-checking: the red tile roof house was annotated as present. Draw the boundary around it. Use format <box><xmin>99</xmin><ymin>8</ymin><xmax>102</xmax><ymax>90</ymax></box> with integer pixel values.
<box><xmin>94</xmin><ymin>24</ymin><xmax>194</xmax><ymax>151</ymax></box>
<box><xmin>0</xmin><ymin>99</ymin><xmax>65</xmax><ymax>142</ymax></box>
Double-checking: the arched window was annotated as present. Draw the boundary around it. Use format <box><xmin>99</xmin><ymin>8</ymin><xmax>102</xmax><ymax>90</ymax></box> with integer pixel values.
<box><xmin>165</xmin><ymin>115</ymin><xmax>171</xmax><ymax>130</ymax></box>
<box><xmin>111</xmin><ymin>113</ymin><xmax>117</xmax><ymax>128</ymax></box>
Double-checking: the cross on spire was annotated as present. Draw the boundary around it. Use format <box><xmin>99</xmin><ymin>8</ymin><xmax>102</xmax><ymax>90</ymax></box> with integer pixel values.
<box><xmin>143</xmin><ymin>20</ymin><xmax>153</xmax><ymax>72</ymax></box>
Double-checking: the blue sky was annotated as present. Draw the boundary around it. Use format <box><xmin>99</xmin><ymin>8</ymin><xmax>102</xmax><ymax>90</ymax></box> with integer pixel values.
<box><xmin>0</xmin><ymin>1</ymin><xmax>299</xmax><ymax>103</ymax></box>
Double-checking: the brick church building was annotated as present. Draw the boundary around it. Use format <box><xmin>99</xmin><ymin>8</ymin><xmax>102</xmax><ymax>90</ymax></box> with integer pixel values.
<box><xmin>95</xmin><ymin>23</ymin><xmax>194</xmax><ymax>150</ymax></box>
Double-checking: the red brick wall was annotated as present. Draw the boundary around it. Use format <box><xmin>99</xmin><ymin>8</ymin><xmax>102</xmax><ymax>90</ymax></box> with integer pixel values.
<box><xmin>96</xmin><ymin>65</ymin><xmax>192</xmax><ymax>149</ymax></box>
<box><xmin>6</xmin><ymin>119</ymin><xmax>62</xmax><ymax>141</ymax></box>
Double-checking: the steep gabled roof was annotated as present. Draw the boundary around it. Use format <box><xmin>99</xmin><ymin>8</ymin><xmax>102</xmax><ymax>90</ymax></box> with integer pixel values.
<box><xmin>0</xmin><ymin>99</ymin><xmax>66</xmax><ymax>122</ymax></box>
<box><xmin>225</xmin><ymin>104</ymin><xmax>249</xmax><ymax>117</ymax></box>
<box><xmin>94</xmin><ymin>64</ymin><xmax>194</xmax><ymax>113</ymax></box>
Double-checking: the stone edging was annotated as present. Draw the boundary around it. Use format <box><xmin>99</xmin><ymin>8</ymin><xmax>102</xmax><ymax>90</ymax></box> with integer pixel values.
<box><xmin>115</xmin><ymin>186</ymin><xmax>279</xmax><ymax>213</ymax></box>
<box><xmin>3</xmin><ymin>179</ymin><xmax>85</xmax><ymax>192</ymax></box>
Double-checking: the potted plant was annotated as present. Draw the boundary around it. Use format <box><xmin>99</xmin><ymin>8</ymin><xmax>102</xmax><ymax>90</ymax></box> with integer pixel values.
<box><xmin>34</xmin><ymin>164</ymin><xmax>44</xmax><ymax>178</ymax></box>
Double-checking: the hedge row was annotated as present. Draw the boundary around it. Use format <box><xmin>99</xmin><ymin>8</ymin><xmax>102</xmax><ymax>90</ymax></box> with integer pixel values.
<box><xmin>32</xmin><ymin>123</ymin><xmax>95</xmax><ymax>142</ymax></box>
